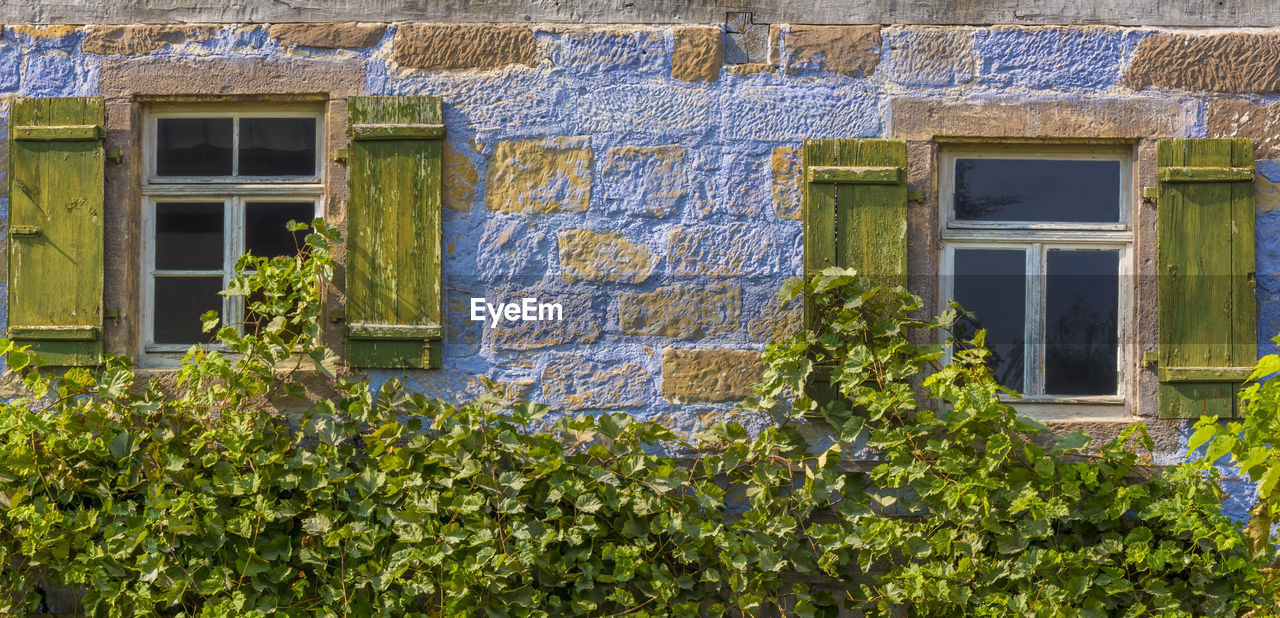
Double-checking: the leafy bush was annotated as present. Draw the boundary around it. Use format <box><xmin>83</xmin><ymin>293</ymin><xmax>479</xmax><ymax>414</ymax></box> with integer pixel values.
<box><xmin>1189</xmin><ymin>338</ymin><xmax>1280</xmax><ymax>609</ymax></box>
<box><xmin>0</xmin><ymin>222</ymin><xmax>1265</xmax><ymax>617</ymax></box>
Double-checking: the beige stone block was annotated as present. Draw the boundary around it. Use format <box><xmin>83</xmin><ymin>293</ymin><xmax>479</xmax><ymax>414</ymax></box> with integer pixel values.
<box><xmin>98</xmin><ymin>56</ymin><xmax>365</xmax><ymax>98</ymax></box>
<box><xmin>617</xmin><ymin>283</ymin><xmax>740</xmax><ymax>338</ymax></box>
<box><xmin>269</xmin><ymin>22</ymin><xmax>387</xmax><ymax>49</ymax></box>
<box><xmin>784</xmin><ymin>25</ymin><xmax>881</xmax><ymax>77</ymax></box>
<box><xmin>485</xmin><ymin>136</ymin><xmax>593</xmax><ymax>214</ymax></box>
<box><xmin>1207</xmin><ymin>99</ymin><xmax>1280</xmax><ymax>159</ymax></box>
<box><xmin>541</xmin><ymin>355</ymin><xmax>650</xmax><ymax>410</ymax></box>
<box><xmin>83</xmin><ymin>25</ymin><xmax>219</xmax><ymax>55</ymax></box>
<box><xmin>394</xmin><ymin>23</ymin><xmax>537</xmax><ymax>70</ymax></box>
<box><xmin>661</xmin><ymin>348</ymin><xmax>763</xmax><ymax>404</ymax></box>
<box><xmin>1125</xmin><ymin>32</ymin><xmax>1280</xmax><ymax>93</ymax></box>
<box><xmin>443</xmin><ymin>141</ymin><xmax>478</xmax><ymax>212</ymax></box>
<box><xmin>671</xmin><ymin>26</ymin><xmax>722</xmax><ymax>82</ymax></box>
<box><xmin>888</xmin><ymin>97</ymin><xmax>1196</xmax><ymax>140</ymax></box>
<box><xmin>557</xmin><ymin>229</ymin><xmax>659</xmax><ymax>284</ymax></box>
<box><xmin>770</xmin><ymin>145</ymin><xmax>802</xmax><ymax>221</ymax></box>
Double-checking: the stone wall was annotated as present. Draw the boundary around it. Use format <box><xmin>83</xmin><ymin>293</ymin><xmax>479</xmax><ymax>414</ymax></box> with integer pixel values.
<box><xmin>2</xmin><ymin>21</ymin><xmax>1279</xmax><ymax>522</ymax></box>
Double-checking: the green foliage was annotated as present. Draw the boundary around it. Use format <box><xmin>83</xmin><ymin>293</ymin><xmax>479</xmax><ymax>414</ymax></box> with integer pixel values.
<box><xmin>753</xmin><ymin>269</ymin><xmax>1265</xmax><ymax>616</ymax></box>
<box><xmin>1190</xmin><ymin>336</ymin><xmax>1280</xmax><ymax>607</ymax></box>
<box><xmin>0</xmin><ymin>227</ymin><xmax>1264</xmax><ymax>617</ymax></box>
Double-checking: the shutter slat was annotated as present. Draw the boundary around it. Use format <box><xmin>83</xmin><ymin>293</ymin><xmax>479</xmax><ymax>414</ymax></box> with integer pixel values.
<box><xmin>345</xmin><ymin>96</ymin><xmax>444</xmax><ymax>369</ymax></box>
<box><xmin>1156</xmin><ymin>137</ymin><xmax>1256</xmax><ymax>418</ymax></box>
<box><xmin>8</xmin><ymin>97</ymin><xmax>104</xmax><ymax>366</ymax></box>
<box><xmin>806</xmin><ymin>165</ymin><xmax>906</xmax><ymax>184</ymax></box>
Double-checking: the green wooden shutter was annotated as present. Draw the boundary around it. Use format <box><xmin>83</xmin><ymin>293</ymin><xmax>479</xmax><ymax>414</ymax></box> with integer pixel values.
<box><xmin>1156</xmin><ymin>138</ymin><xmax>1257</xmax><ymax>418</ymax></box>
<box><xmin>7</xmin><ymin>97</ymin><xmax>104</xmax><ymax>366</ymax></box>
<box><xmin>801</xmin><ymin>139</ymin><xmax>908</xmax><ymax>415</ymax></box>
<box><xmin>801</xmin><ymin>138</ymin><xmax>908</xmax><ymax>328</ymax></box>
<box><xmin>345</xmin><ymin>96</ymin><xmax>444</xmax><ymax>369</ymax></box>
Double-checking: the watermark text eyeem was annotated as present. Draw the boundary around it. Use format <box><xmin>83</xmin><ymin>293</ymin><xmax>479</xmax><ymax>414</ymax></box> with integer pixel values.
<box><xmin>470</xmin><ymin>297</ymin><xmax>563</xmax><ymax>328</ymax></box>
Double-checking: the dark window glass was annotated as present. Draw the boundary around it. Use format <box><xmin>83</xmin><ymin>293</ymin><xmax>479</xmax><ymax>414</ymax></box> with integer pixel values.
<box><xmin>245</xmin><ymin>202</ymin><xmax>314</xmax><ymax>258</ymax></box>
<box><xmin>155</xmin><ymin>202</ymin><xmax>224</xmax><ymax>270</ymax></box>
<box><xmin>953</xmin><ymin>249</ymin><xmax>1027</xmax><ymax>391</ymax></box>
<box><xmin>239</xmin><ymin>118</ymin><xmax>317</xmax><ymax>177</ymax></box>
<box><xmin>954</xmin><ymin>158</ymin><xmax>1121</xmax><ymax>223</ymax></box>
<box><xmin>1044</xmin><ymin>250</ymin><xmax>1119</xmax><ymax>395</ymax></box>
<box><xmin>153</xmin><ymin>276</ymin><xmax>224</xmax><ymax>344</ymax></box>
<box><xmin>156</xmin><ymin>118</ymin><xmax>233</xmax><ymax>177</ymax></box>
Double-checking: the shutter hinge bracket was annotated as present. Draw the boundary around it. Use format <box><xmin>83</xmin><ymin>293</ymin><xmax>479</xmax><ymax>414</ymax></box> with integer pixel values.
<box><xmin>906</xmin><ymin>189</ymin><xmax>926</xmax><ymax>202</ymax></box>
<box><xmin>105</xmin><ymin>148</ymin><xmax>123</xmax><ymax>164</ymax></box>
<box><xmin>1142</xmin><ymin>350</ymin><xmax>1159</xmax><ymax>368</ymax></box>
<box><xmin>329</xmin><ymin>308</ymin><xmax>346</xmax><ymax>323</ymax></box>
<box><xmin>104</xmin><ymin>308</ymin><xmax>120</xmax><ymax>319</ymax></box>
<box><xmin>1142</xmin><ymin>186</ymin><xmax>1159</xmax><ymax>202</ymax></box>
<box><xmin>10</xmin><ymin>226</ymin><xmax>41</xmax><ymax>237</ymax></box>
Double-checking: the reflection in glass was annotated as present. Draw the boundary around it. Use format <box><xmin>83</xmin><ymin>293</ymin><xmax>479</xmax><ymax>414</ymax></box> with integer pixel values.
<box><xmin>239</xmin><ymin>118</ymin><xmax>317</xmax><ymax>176</ymax></box>
<box><xmin>245</xmin><ymin>202</ymin><xmax>314</xmax><ymax>258</ymax></box>
<box><xmin>153</xmin><ymin>276</ymin><xmax>224</xmax><ymax>344</ymax></box>
<box><xmin>1045</xmin><ymin>250</ymin><xmax>1119</xmax><ymax>395</ymax></box>
<box><xmin>954</xmin><ymin>159</ymin><xmax>1121</xmax><ymax>223</ymax></box>
<box><xmin>953</xmin><ymin>249</ymin><xmax>1026</xmax><ymax>391</ymax></box>
<box><xmin>156</xmin><ymin>118</ymin><xmax>233</xmax><ymax>176</ymax></box>
<box><xmin>155</xmin><ymin>202</ymin><xmax>224</xmax><ymax>270</ymax></box>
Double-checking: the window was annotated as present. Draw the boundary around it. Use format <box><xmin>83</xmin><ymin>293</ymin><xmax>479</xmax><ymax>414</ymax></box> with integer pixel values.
<box><xmin>140</xmin><ymin>104</ymin><xmax>324</xmax><ymax>363</ymax></box>
<box><xmin>939</xmin><ymin>145</ymin><xmax>1132</xmax><ymax>414</ymax></box>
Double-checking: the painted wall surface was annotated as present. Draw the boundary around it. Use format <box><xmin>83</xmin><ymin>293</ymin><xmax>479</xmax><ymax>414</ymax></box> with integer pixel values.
<box><xmin>2</xmin><ymin>22</ymin><xmax>1280</xmax><ymax>521</ymax></box>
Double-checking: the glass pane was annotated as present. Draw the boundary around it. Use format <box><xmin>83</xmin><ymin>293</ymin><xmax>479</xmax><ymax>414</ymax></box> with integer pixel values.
<box><xmin>238</xmin><ymin>118</ymin><xmax>317</xmax><ymax>176</ymax></box>
<box><xmin>954</xmin><ymin>158</ymin><xmax>1121</xmax><ymax>223</ymax></box>
<box><xmin>1045</xmin><ymin>250</ymin><xmax>1120</xmax><ymax>396</ymax></box>
<box><xmin>245</xmin><ymin>202</ymin><xmax>315</xmax><ymax>258</ymax></box>
<box><xmin>156</xmin><ymin>118</ymin><xmax>233</xmax><ymax>176</ymax></box>
<box><xmin>155</xmin><ymin>202</ymin><xmax>224</xmax><ymax>270</ymax></box>
<box><xmin>153</xmin><ymin>276</ymin><xmax>225</xmax><ymax>344</ymax></box>
<box><xmin>953</xmin><ymin>249</ymin><xmax>1027</xmax><ymax>391</ymax></box>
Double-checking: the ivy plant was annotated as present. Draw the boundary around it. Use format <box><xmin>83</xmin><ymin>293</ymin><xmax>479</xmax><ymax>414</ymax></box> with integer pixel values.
<box><xmin>0</xmin><ymin>223</ymin><xmax>1266</xmax><ymax>617</ymax></box>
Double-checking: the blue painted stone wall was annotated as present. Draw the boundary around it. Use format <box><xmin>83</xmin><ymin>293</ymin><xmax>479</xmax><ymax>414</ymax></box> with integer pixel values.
<box><xmin>3</xmin><ymin>23</ymin><xmax>1280</xmax><ymax>519</ymax></box>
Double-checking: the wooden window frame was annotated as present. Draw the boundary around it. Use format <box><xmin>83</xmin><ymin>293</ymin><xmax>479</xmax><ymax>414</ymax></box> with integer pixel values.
<box><xmin>139</xmin><ymin>103</ymin><xmax>325</xmax><ymax>367</ymax></box>
<box><xmin>937</xmin><ymin>144</ymin><xmax>1135</xmax><ymax>420</ymax></box>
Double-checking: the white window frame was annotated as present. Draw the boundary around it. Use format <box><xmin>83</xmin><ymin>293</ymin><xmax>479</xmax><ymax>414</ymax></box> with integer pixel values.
<box><xmin>938</xmin><ymin>144</ymin><xmax>1134</xmax><ymax>420</ymax></box>
<box><xmin>140</xmin><ymin>104</ymin><xmax>325</xmax><ymax>367</ymax></box>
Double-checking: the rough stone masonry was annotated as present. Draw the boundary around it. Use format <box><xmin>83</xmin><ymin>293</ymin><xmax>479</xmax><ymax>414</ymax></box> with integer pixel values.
<box><xmin>4</xmin><ymin>19</ymin><xmax>1280</xmax><ymax>525</ymax></box>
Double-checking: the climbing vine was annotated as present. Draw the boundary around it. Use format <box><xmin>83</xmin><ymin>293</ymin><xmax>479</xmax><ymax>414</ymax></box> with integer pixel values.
<box><xmin>0</xmin><ymin>222</ymin><xmax>1267</xmax><ymax>617</ymax></box>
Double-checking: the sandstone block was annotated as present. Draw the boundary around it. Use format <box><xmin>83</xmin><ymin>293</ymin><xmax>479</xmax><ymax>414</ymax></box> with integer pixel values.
<box><xmin>394</xmin><ymin>24</ymin><xmax>537</xmax><ymax>70</ymax></box>
<box><xmin>541</xmin><ymin>355</ymin><xmax>651</xmax><ymax>410</ymax></box>
<box><xmin>1125</xmin><ymin>32</ymin><xmax>1280</xmax><ymax>93</ymax></box>
<box><xmin>485</xmin><ymin>136</ymin><xmax>592</xmax><ymax>214</ymax></box>
<box><xmin>269</xmin><ymin>22</ymin><xmax>386</xmax><ymax>49</ymax></box>
<box><xmin>889</xmin><ymin>97</ymin><xmax>1195</xmax><ymax>141</ymax></box>
<box><xmin>881</xmin><ymin>26</ymin><xmax>975</xmax><ymax>87</ymax></box>
<box><xmin>1207</xmin><ymin>99</ymin><xmax>1280</xmax><ymax>159</ymax></box>
<box><xmin>83</xmin><ymin>25</ymin><xmax>218</xmax><ymax>55</ymax></box>
<box><xmin>443</xmin><ymin>141</ymin><xmax>478</xmax><ymax>212</ymax></box>
<box><xmin>747</xmin><ymin>291</ymin><xmax>803</xmax><ymax>342</ymax></box>
<box><xmin>617</xmin><ymin>283</ymin><xmax>740</xmax><ymax>338</ymax></box>
<box><xmin>770</xmin><ymin>145</ymin><xmax>802</xmax><ymax>220</ymax></box>
<box><xmin>974</xmin><ymin>26</ymin><xmax>1133</xmax><ymax>90</ymax></box>
<box><xmin>599</xmin><ymin>144</ymin><xmax>686</xmax><ymax>217</ymax></box>
<box><xmin>784</xmin><ymin>25</ymin><xmax>881</xmax><ymax>77</ymax></box>
<box><xmin>558</xmin><ymin>229</ymin><xmax>659</xmax><ymax>284</ymax></box>
<box><xmin>672</xmin><ymin>26</ymin><xmax>722</xmax><ymax>82</ymax></box>
<box><xmin>667</xmin><ymin>224</ymin><xmax>785</xmax><ymax>278</ymax></box>
<box><xmin>489</xmin><ymin>287</ymin><xmax>601</xmax><ymax>350</ymax></box>
<box><xmin>661</xmin><ymin>348</ymin><xmax>763</xmax><ymax>404</ymax></box>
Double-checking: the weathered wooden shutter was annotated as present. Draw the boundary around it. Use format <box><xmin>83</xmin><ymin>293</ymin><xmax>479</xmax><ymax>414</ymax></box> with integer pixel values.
<box><xmin>345</xmin><ymin>96</ymin><xmax>444</xmax><ymax>369</ymax></box>
<box><xmin>802</xmin><ymin>139</ymin><xmax>908</xmax><ymax>413</ymax></box>
<box><xmin>1156</xmin><ymin>138</ymin><xmax>1256</xmax><ymax>418</ymax></box>
<box><xmin>8</xmin><ymin>97</ymin><xmax>104</xmax><ymax>366</ymax></box>
<box><xmin>801</xmin><ymin>138</ymin><xmax>908</xmax><ymax>327</ymax></box>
